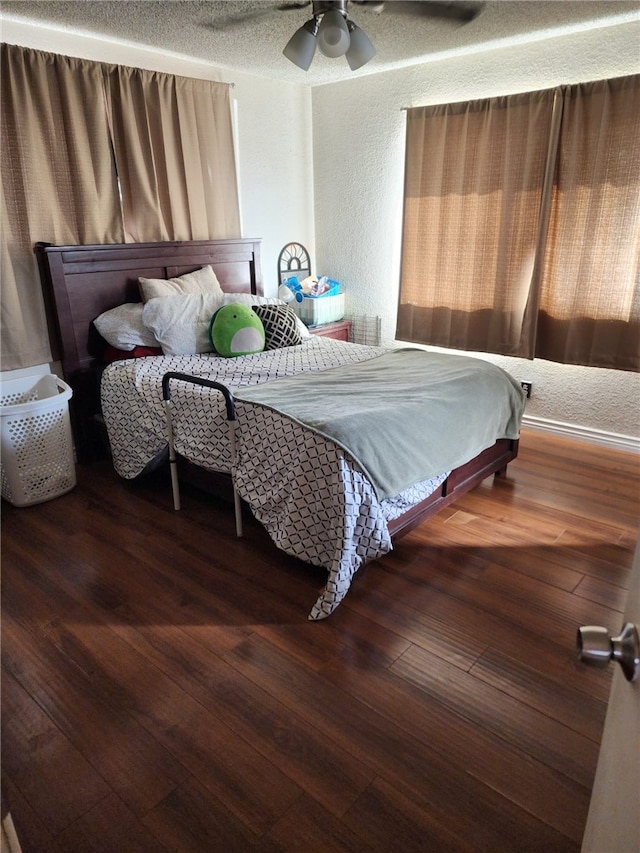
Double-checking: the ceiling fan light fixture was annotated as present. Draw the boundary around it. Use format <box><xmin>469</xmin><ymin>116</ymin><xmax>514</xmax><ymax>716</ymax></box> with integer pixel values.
<box><xmin>283</xmin><ymin>18</ymin><xmax>319</xmax><ymax>70</ymax></box>
<box><xmin>317</xmin><ymin>9</ymin><xmax>350</xmax><ymax>58</ymax></box>
<box><xmin>345</xmin><ymin>20</ymin><xmax>375</xmax><ymax>70</ymax></box>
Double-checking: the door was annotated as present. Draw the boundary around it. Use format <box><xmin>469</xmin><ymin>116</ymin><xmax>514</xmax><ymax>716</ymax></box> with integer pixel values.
<box><xmin>581</xmin><ymin>539</ymin><xmax>640</xmax><ymax>852</ymax></box>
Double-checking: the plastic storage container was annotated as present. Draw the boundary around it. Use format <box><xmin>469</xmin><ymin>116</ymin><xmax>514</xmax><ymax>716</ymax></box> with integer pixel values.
<box><xmin>295</xmin><ymin>292</ymin><xmax>345</xmax><ymax>327</ymax></box>
<box><xmin>1</xmin><ymin>374</ymin><xmax>76</xmax><ymax>507</ymax></box>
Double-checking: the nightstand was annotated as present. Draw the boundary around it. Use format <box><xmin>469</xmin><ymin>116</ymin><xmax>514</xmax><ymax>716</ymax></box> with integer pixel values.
<box><xmin>308</xmin><ymin>320</ymin><xmax>351</xmax><ymax>342</ymax></box>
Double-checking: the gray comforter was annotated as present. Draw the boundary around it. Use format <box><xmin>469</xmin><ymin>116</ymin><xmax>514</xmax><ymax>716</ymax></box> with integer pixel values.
<box><xmin>236</xmin><ymin>348</ymin><xmax>525</xmax><ymax>500</ymax></box>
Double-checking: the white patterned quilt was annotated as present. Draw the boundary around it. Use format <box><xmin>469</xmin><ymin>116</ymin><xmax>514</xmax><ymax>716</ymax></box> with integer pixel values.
<box><xmin>101</xmin><ymin>338</ymin><xmax>448</xmax><ymax>618</ymax></box>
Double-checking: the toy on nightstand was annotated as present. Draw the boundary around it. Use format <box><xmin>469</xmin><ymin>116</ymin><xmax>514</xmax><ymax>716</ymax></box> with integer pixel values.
<box><xmin>209</xmin><ymin>303</ymin><xmax>265</xmax><ymax>357</ymax></box>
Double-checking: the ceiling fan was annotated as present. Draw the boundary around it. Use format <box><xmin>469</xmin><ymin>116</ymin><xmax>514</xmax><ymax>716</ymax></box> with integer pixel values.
<box><xmin>212</xmin><ymin>1</ymin><xmax>484</xmax><ymax>71</ymax></box>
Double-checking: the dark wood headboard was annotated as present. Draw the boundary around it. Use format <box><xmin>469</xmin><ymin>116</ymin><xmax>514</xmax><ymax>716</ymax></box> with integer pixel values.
<box><xmin>36</xmin><ymin>238</ymin><xmax>264</xmax><ymax>379</ymax></box>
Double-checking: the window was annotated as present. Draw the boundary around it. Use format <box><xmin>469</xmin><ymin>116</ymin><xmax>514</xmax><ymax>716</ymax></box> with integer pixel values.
<box><xmin>397</xmin><ymin>75</ymin><xmax>640</xmax><ymax>372</ymax></box>
<box><xmin>1</xmin><ymin>45</ymin><xmax>240</xmax><ymax>370</ymax></box>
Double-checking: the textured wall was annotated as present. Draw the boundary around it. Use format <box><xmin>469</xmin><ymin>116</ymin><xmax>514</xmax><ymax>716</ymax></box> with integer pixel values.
<box><xmin>312</xmin><ymin>21</ymin><xmax>640</xmax><ymax>441</ymax></box>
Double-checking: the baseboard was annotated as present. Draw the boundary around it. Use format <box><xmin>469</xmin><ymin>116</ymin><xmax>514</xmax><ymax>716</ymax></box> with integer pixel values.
<box><xmin>522</xmin><ymin>414</ymin><xmax>640</xmax><ymax>453</ymax></box>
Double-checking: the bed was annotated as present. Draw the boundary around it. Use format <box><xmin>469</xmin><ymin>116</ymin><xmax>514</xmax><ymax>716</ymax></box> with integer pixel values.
<box><xmin>36</xmin><ymin>238</ymin><xmax>523</xmax><ymax>619</ymax></box>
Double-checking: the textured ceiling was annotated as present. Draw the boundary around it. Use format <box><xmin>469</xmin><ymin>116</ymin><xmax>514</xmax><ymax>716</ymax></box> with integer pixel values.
<box><xmin>3</xmin><ymin>1</ymin><xmax>639</xmax><ymax>85</ymax></box>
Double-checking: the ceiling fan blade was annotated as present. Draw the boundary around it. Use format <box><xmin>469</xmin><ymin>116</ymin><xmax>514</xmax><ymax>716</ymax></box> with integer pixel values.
<box><xmin>353</xmin><ymin>1</ymin><xmax>484</xmax><ymax>24</ymax></box>
<box><xmin>206</xmin><ymin>2</ymin><xmax>312</xmax><ymax>31</ymax></box>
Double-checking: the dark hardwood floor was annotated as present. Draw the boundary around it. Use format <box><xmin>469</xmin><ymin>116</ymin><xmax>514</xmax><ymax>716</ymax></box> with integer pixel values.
<box><xmin>2</xmin><ymin>429</ymin><xmax>638</xmax><ymax>852</ymax></box>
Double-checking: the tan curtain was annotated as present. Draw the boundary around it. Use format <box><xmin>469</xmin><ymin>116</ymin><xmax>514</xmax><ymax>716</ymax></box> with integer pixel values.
<box><xmin>397</xmin><ymin>90</ymin><xmax>559</xmax><ymax>357</ymax></box>
<box><xmin>1</xmin><ymin>44</ymin><xmax>124</xmax><ymax>370</ymax></box>
<box><xmin>398</xmin><ymin>76</ymin><xmax>640</xmax><ymax>372</ymax></box>
<box><xmin>537</xmin><ymin>76</ymin><xmax>640</xmax><ymax>371</ymax></box>
<box><xmin>105</xmin><ymin>65</ymin><xmax>240</xmax><ymax>242</ymax></box>
<box><xmin>1</xmin><ymin>45</ymin><xmax>239</xmax><ymax>371</ymax></box>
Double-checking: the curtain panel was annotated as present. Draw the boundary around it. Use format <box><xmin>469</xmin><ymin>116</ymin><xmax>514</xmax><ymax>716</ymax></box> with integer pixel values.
<box><xmin>1</xmin><ymin>44</ymin><xmax>240</xmax><ymax>371</ymax></box>
<box><xmin>1</xmin><ymin>44</ymin><xmax>124</xmax><ymax>369</ymax></box>
<box><xmin>398</xmin><ymin>75</ymin><xmax>640</xmax><ymax>372</ymax></box>
<box><xmin>397</xmin><ymin>90</ymin><xmax>560</xmax><ymax>358</ymax></box>
<box><xmin>537</xmin><ymin>76</ymin><xmax>640</xmax><ymax>371</ymax></box>
<box><xmin>105</xmin><ymin>66</ymin><xmax>240</xmax><ymax>242</ymax></box>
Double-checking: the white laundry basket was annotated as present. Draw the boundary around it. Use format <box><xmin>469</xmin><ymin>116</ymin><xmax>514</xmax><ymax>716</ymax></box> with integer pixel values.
<box><xmin>1</xmin><ymin>374</ymin><xmax>76</xmax><ymax>507</ymax></box>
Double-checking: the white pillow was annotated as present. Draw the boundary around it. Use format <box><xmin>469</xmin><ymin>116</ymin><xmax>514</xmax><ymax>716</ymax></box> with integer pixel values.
<box><xmin>93</xmin><ymin>303</ymin><xmax>160</xmax><ymax>351</ymax></box>
<box><xmin>139</xmin><ymin>265</ymin><xmax>224</xmax><ymax>302</ymax></box>
<box><xmin>223</xmin><ymin>294</ymin><xmax>310</xmax><ymax>338</ymax></box>
<box><xmin>142</xmin><ymin>293</ymin><xmax>225</xmax><ymax>355</ymax></box>
<box><xmin>294</xmin><ymin>313</ymin><xmax>311</xmax><ymax>338</ymax></box>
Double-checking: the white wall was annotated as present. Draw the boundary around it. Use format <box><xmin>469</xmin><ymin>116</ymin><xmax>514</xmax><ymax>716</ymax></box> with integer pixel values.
<box><xmin>312</xmin><ymin>20</ymin><xmax>640</xmax><ymax>444</ymax></box>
